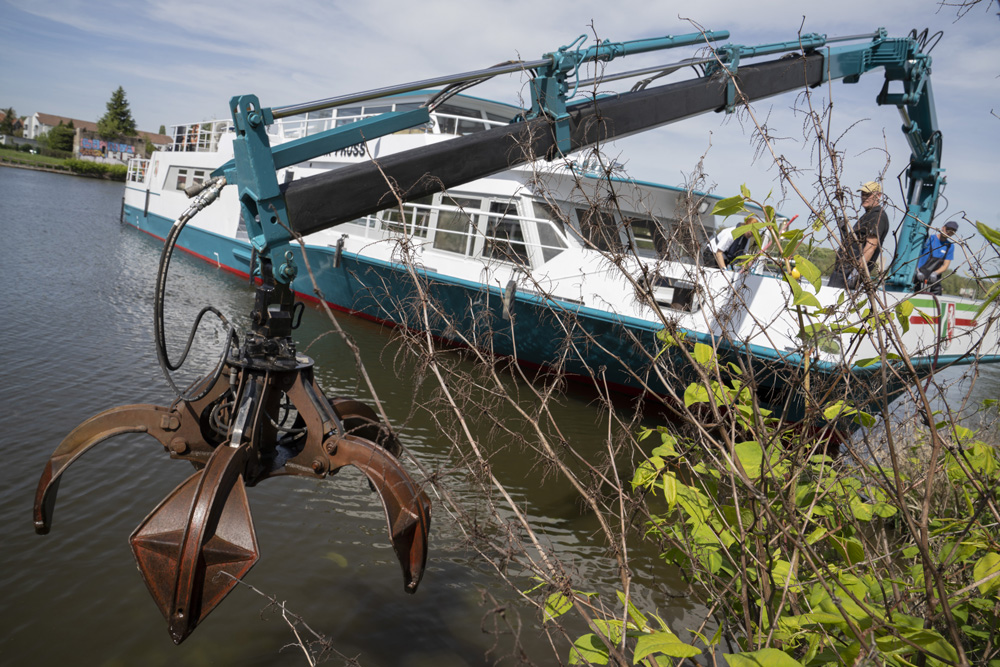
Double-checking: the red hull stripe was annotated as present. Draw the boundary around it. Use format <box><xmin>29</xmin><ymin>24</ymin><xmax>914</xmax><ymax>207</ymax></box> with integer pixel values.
<box><xmin>909</xmin><ymin>315</ymin><xmax>977</xmax><ymax>327</ymax></box>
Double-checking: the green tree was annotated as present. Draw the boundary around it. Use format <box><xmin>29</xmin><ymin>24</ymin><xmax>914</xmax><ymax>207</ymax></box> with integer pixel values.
<box><xmin>97</xmin><ymin>86</ymin><xmax>137</xmax><ymax>138</ymax></box>
<box><xmin>0</xmin><ymin>107</ymin><xmax>15</xmax><ymax>135</ymax></box>
<box><xmin>158</xmin><ymin>124</ymin><xmax>166</xmax><ymax>135</ymax></box>
<box><xmin>48</xmin><ymin>122</ymin><xmax>75</xmax><ymax>152</ymax></box>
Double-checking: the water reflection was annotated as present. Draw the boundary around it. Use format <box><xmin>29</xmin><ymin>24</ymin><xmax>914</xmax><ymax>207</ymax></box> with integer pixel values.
<box><xmin>0</xmin><ymin>168</ymin><xmax>653</xmax><ymax>666</ymax></box>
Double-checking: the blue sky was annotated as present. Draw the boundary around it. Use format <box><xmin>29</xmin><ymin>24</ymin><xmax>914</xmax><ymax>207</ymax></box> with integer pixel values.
<box><xmin>2</xmin><ymin>0</ymin><xmax>998</xmax><ymax>249</ymax></box>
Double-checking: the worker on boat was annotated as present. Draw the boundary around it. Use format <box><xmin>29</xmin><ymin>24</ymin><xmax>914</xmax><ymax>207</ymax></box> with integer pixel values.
<box><xmin>915</xmin><ymin>220</ymin><xmax>958</xmax><ymax>295</ymax></box>
<box><xmin>706</xmin><ymin>219</ymin><xmax>757</xmax><ymax>271</ymax></box>
<box><xmin>827</xmin><ymin>181</ymin><xmax>890</xmax><ymax>289</ymax></box>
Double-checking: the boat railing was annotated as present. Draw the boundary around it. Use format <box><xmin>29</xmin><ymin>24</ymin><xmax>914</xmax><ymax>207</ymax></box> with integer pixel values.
<box><xmin>126</xmin><ymin>158</ymin><xmax>150</xmax><ymax>184</ymax></box>
<box><xmin>344</xmin><ymin>200</ymin><xmax>570</xmax><ymax>267</ymax></box>
<box><xmin>266</xmin><ymin>109</ymin><xmax>508</xmax><ymax>143</ymax></box>
<box><xmin>167</xmin><ymin>119</ymin><xmax>232</xmax><ymax>153</ymax></box>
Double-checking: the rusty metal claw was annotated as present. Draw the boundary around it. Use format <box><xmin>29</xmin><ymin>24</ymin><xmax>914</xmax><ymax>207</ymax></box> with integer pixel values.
<box><xmin>35</xmin><ymin>260</ymin><xmax>431</xmax><ymax>643</ymax></box>
<box><xmin>34</xmin><ymin>399</ymin><xmax>222</xmax><ymax>535</ymax></box>
<box><xmin>130</xmin><ymin>442</ymin><xmax>258</xmax><ymax>644</ymax></box>
<box><xmin>326</xmin><ymin>434</ymin><xmax>431</xmax><ymax>592</ymax></box>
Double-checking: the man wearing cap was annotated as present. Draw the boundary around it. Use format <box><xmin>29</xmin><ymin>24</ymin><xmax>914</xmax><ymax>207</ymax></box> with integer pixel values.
<box><xmin>828</xmin><ymin>181</ymin><xmax>890</xmax><ymax>289</ymax></box>
<box><xmin>915</xmin><ymin>221</ymin><xmax>958</xmax><ymax>295</ymax></box>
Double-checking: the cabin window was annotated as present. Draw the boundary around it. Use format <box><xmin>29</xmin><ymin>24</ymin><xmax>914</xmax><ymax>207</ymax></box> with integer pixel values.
<box><xmin>335</xmin><ymin>107</ymin><xmax>363</xmax><ymax>127</ymax></box>
<box><xmin>433</xmin><ymin>196</ymin><xmax>481</xmax><ymax>255</ymax></box>
<box><xmin>486</xmin><ymin>111</ymin><xmax>513</xmax><ymax>124</ymax></box>
<box><xmin>576</xmin><ymin>207</ymin><xmax>623</xmax><ymax>252</ymax></box>
<box><xmin>164</xmin><ymin>166</ymin><xmax>207</xmax><ymax>192</ymax></box>
<box><xmin>434</xmin><ymin>104</ymin><xmax>487</xmax><ymax>136</ymax></box>
<box><xmin>625</xmin><ymin>215</ymin><xmax>668</xmax><ymax>259</ymax></box>
<box><xmin>381</xmin><ymin>195</ymin><xmax>433</xmax><ymax>238</ymax></box>
<box><xmin>531</xmin><ymin>201</ymin><xmax>568</xmax><ymax>262</ymax></box>
<box><xmin>483</xmin><ymin>202</ymin><xmax>528</xmax><ymax>264</ymax></box>
<box><xmin>306</xmin><ymin>109</ymin><xmax>333</xmax><ymax>135</ymax></box>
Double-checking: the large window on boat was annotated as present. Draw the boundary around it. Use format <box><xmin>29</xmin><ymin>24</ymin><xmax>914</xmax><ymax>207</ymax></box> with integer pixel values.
<box><xmin>483</xmin><ymin>202</ymin><xmax>528</xmax><ymax>264</ymax></box>
<box><xmin>381</xmin><ymin>195</ymin><xmax>433</xmax><ymax>238</ymax></box>
<box><xmin>530</xmin><ymin>201</ymin><xmax>568</xmax><ymax>262</ymax></box>
<box><xmin>164</xmin><ymin>166</ymin><xmax>208</xmax><ymax>192</ymax></box>
<box><xmin>434</xmin><ymin>104</ymin><xmax>499</xmax><ymax>136</ymax></box>
<box><xmin>433</xmin><ymin>196</ymin><xmax>481</xmax><ymax>256</ymax></box>
<box><xmin>625</xmin><ymin>214</ymin><xmax>669</xmax><ymax>259</ymax></box>
<box><xmin>576</xmin><ymin>206</ymin><xmax>624</xmax><ymax>252</ymax></box>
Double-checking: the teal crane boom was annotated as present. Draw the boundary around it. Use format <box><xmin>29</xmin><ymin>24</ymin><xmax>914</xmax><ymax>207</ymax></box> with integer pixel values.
<box><xmin>217</xmin><ymin>27</ymin><xmax>943</xmax><ymax>293</ymax></box>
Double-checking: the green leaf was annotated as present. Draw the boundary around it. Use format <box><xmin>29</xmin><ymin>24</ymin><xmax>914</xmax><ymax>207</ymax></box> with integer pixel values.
<box><xmin>662</xmin><ymin>473</ymin><xmax>677</xmax><ymax>509</ymax></box>
<box><xmin>977</xmin><ymin>221</ymin><xmax>1000</xmax><ymax>247</ymax></box>
<box><xmin>733</xmin><ymin>440</ymin><xmax>764</xmax><ymax>479</ymax></box>
<box><xmin>793</xmin><ymin>255</ymin><xmax>822</xmax><ymax>292</ymax></box>
<box><xmin>831</xmin><ymin>536</ymin><xmax>866</xmax><ymax>566</ymax></box>
<box><xmin>684</xmin><ymin>383</ymin><xmax>710</xmax><ymax>407</ymax></box>
<box><xmin>873</xmin><ymin>502</ymin><xmax>897</xmax><ymax>518</ymax></box>
<box><xmin>787</xmin><ymin>277</ymin><xmax>821</xmax><ymax>308</ymax></box>
<box><xmin>733</xmin><ymin>219</ymin><xmax>768</xmax><ymax>239</ymax></box>
<box><xmin>694</xmin><ymin>342</ymin><xmax>715</xmax><ymax>367</ymax></box>
<box><xmin>823</xmin><ymin>401</ymin><xmax>875</xmax><ymax>428</ymax></box>
<box><xmin>740</xmin><ymin>184</ymin><xmax>751</xmax><ymax>199</ymax></box>
<box><xmin>712</xmin><ymin>195</ymin><xmax>745</xmax><ymax>217</ymax></box>
<box><xmin>724</xmin><ymin>648</ymin><xmax>803</xmax><ymax>667</ymax></box>
<box><xmin>591</xmin><ymin>619</ymin><xmax>624</xmax><ymax>645</ymax></box>
<box><xmin>650</xmin><ymin>431</ymin><xmax>678</xmax><ymax>458</ymax></box>
<box><xmin>973</xmin><ymin>553</ymin><xmax>1000</xmax><ymax>595</ymax></box>
<box><xmin>617</xmin><ymin>590</ymin><xmax>649</xmax><ymax>629</ymax></box>
<box><xmin>544</xmin><ymin>592</ymin><xmax>572</xmax><ymax>621</ymax></box>
<box><xmin>634</xmin><ymin>631</ymin><xmax>701</xmax><ymax>662</ymax></box>
<box><xmin>656</xmin><ymin>328</ymin><xmax>684</xmax><ymax>348</ymax></box>
<box><xmin>902</xmin><ymin>629</ymin><xmax>959</xmax><ymax>663</ymax></box>
<box><xmin>849</xmin><ymin>497</ymin><xmax>874</xmax><ymax>521</ymax></box>
<box><xmin>975</xmin><ymin>279</ymin><xmax>1000</xmax><ymax>318</ymax></box>
<box><xmin>568</xmin><ymin>633</ymin><xmax>609</xmax><ymax>665</ymax></box>
<box><xmin>895</xmin><ymin>299</ymin><xmax>914</xmax><ymax>334</ymax></box>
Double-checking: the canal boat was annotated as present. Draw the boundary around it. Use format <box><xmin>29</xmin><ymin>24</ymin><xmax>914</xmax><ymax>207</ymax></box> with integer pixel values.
<box><xmin>120</xmin><ymin>30</ymin><xmax>1000</xmax><ymax>421</ymax></box>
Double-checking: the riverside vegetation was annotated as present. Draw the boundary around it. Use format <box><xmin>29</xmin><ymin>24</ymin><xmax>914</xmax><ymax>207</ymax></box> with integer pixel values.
<box><xmin>0</xmin><ymin>146</ymin><xmax>127</xmax><ymax>180</ymax></box>
<box><xmin>539</xmin><ymin>192</ymin><xmax>1000</xmax><ymax>666</ymax></box>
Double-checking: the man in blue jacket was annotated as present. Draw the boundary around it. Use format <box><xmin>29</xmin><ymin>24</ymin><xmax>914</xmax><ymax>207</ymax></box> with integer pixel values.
<box><xmin>915</xmin><ymin>220</ymin><xmax>958</xmax><ymax>295</ymax></box>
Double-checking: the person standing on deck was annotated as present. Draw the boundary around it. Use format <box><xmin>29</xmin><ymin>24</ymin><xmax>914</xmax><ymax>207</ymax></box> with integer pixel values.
<box><xmin>915</xmin><ymin>220</ymin><xmax>958</xmax><ymax>295</ymax></box>
<box><xmin>706</xmin><ymin>220</ymin><xmax>757</xmax><ymax>271</ymax></box>
<box><xmin>828</xmin><ymin>181</ymin><xmax>890</xmax><ymax>289</ymax></box>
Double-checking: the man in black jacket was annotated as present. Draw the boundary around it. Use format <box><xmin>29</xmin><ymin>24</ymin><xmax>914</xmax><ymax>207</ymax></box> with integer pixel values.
<box><xmin>828</xmin><ymin>181</ymin><xmax>890</xmax><ymax>289</ymax></box>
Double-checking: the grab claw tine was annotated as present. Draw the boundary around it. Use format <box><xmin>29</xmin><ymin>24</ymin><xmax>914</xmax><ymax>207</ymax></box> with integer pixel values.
<box><xmin>326</xmin><ymin>435</ymin><xmax>431</xmax><ymax>592</ymax></box>
<box><xmin>35</xmin><ymin>404</ymin><xmax>190</xmax><ymax>534</ymax></box>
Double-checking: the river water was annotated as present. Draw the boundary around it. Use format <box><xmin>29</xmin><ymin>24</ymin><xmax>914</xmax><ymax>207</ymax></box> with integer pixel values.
<box><xmin>2</xmin><ymin>167</ymin><xmax>997</xmax><ymax>667</ymax></box>
<box><xmin>0</xmin><ymin>166</ymin><xmax>681</xmax><ymax>666</ymax></box>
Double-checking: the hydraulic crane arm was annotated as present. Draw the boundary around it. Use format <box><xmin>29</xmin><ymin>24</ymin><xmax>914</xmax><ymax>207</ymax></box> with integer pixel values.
<box><xmin>219</xmin><ymin>28</ymin><xmax>943</xmax><ymax>292</ymax></box>
<box><xmin>281</xmin><ymin>51</ymin><xmax>829</xmax><ymax>237</ymax></box>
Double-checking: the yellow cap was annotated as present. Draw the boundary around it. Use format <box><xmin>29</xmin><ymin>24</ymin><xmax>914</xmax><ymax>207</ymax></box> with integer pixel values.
<box><xmin>859</xmin><ymin>181</ymin><xmax>881</xmax><ymax>194</ymax></box>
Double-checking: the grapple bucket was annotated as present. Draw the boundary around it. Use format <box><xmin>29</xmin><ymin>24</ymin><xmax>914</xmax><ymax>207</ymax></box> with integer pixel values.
<box><xmin>130</xmin><ymin>443</ymin><xmax>258</xmax><ymax>644</ymax></box>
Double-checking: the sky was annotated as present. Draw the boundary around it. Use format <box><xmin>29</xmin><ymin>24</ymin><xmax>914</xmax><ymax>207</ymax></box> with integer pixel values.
<box><xmin>2</xmin><ymin>0</ymin><xmax>998</xmax><ymax>246</ymax></box>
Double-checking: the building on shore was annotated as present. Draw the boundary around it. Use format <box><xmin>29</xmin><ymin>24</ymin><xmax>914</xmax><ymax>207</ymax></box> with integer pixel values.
<box><xmin>23</xmin><ymin>112</ymin><xmax>170</xmax><ymax>163</ymax></box>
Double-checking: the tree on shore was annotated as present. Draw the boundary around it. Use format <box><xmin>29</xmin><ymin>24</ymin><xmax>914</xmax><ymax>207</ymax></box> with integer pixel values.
<box><xmin>97</xmin><ymin>87</ymin><xmax>137</xmax><ymax>138</ymax></box>
<box><xmin>0</xmin><ymin>107</ymin><xmax>16</xmax><ymax>136</ymax></box>
<box><xmin>48</xmin><ymin>120</ymin><xmax>75</xmax><ymax>152</ymax></box>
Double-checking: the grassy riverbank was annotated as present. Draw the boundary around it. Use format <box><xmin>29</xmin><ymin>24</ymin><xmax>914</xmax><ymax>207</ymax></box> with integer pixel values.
<box><xmin>0</xmin><ymin>146</ymin><xmax>127</xmax><ymax>180</ymax></box>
